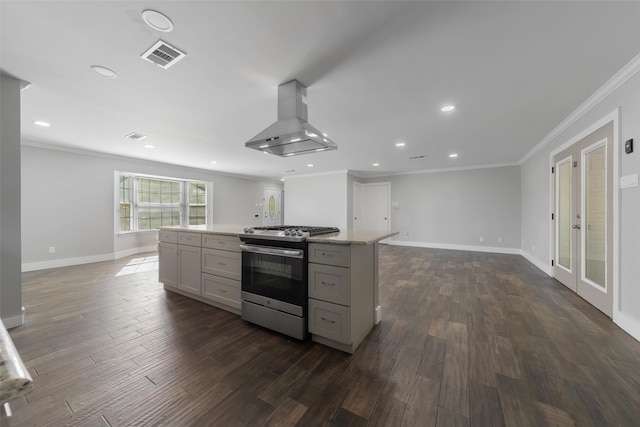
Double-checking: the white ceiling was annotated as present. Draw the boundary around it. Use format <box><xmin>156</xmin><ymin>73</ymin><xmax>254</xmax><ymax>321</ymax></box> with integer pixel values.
<box><xmin>2</xmin><ymin>1</ymin><xmax>639</xmax><ymax>180</ymax></box>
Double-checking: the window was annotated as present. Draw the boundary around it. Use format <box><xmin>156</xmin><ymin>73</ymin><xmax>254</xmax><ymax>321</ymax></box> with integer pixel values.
<box><xmin>118</xmin><ymin>172</ymin><xmax>208</xmax><ymax>232</ymax></box>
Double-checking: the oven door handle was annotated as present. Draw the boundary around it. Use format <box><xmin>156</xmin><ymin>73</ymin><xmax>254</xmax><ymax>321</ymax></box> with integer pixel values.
<box><xmin>239</xmin><ymin>244</ymin><xmax>304</xmax><ymax>259</ymax></box>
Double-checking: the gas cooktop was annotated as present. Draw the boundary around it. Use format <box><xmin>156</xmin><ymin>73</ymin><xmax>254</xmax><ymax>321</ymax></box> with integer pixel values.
<box><xmin>240</xmin><ymin>225</ymin><xmax>340</xmax><ymax>243</ymax></box>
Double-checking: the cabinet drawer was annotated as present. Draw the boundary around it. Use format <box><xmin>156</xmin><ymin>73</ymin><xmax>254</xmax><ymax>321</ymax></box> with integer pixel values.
<box><xmin>308</xmin><ymin>299</ymin><xmax>351</xmax><ymax>345</ymax></box>
<box><xmin>202</xmin><ymin>234</ymin><xmax>240</xmax><ymax>252</ymax></box>
<box><xmin>159</xmin><ymin>230</ymin><xmax>178</xmax><ymax>243</ymax></box>
<box><xmin>202</xmin><ymin>273</ymin><xmax>241</xmax><ymax>310</ymax></box>
<box><xmin>309</xmin><ymin>243</ymin><xmax>350</xmax><ymax>267</ymax></box>
<box><xmin>202</xmin><ymin>248</ymin><xmax>241</xmax><ymax>280</ymax></box>
<box><xmin>178</xmin><ymin>232</ymin><xmax>202</xmax><ymax>247</ymax></box>
<box><xmin>309</xmin><ymin>264</ymin><xmax>350</xmax><ymax>306</ymax></box>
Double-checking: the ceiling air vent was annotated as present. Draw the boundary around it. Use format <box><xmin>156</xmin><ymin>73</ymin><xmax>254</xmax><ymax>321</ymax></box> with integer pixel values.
<box><xmin>125</xmin><ymin>132</ymin><xmax>147</xmax><ymax>141</ymax></box>
<box><xmin>140</xmin><ymin>40</ymin><xmax>186</xmax><ymax>69</ymax></box>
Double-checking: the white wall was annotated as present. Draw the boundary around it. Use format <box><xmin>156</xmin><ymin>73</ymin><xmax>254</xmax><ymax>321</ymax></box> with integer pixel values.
<box><xmin>365</xmin><ymin>165</ymin><xmax>521</xmax><ymax>253</ymax></box>
<box><xmin>284</xmin><ymin>171</ymin><xmax>349</xmax><ymax>229</ymax></box>
<box><xmin>520</xmin><ymin>62</ymin><xmax>640</xmax><ymax>338</ymax></box>
<box><xmin>21</xmin><ymin>143</ymin><xmax>281</xmax><ymax>271</ymax></box>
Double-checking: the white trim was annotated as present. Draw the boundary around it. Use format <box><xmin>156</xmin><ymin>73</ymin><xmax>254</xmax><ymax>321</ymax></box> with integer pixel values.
<box><xmin>22</xmin><ymin>245</ymin><xmax>158</xmax><ymax>272</ymax></box>
<box><xmin>388</xmin><ymin>239</ymin><xmax>521</xmax><ymax>255</ymax></box>
<box><xmin>285</xmin><ymin>170</ymin><xmax>350</xmax><ymax>179</ymax></box>
<box><xmin>521</xmin><ymin>53</ymin><xmax>640</xmax><ymax>164</ymax></box>
<box><xmin>614</xmin><ymin>311</ymin><xmax>640</xmax><ymax>343</ymax></box>
<box><xmin>358</xmin><ymin>162</ymin><xmax>518</xmax><ymax>179</ymax></box>
<box><xmin>2</xmin><ymin>307</ymin><xmax>25</xmax><ymax>329</ymax></box>
<box><xmin>21</xmin><ymin>139</ymin><xmax>282</xmax><ymax>184</ymax></box>
<box><xmin>520</xmin><ymin>250</ymin><xmax>553</xmax><ymax>276</ymax></box>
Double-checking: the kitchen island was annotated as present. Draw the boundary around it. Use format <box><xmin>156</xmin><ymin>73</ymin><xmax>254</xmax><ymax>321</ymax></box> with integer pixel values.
<box><xmin>158</xmin><ymin>225</ymin><xmax>397</xmax><ymax>353</ymax></box>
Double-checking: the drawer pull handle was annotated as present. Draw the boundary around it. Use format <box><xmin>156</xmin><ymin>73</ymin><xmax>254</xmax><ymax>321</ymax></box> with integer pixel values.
<box><xmin>218</xmin><ymin>241</ymin><xmax>226</xmax><ymax>245</ymax></box>
<box><xmin>322</xmin><ymin>252</ymin><xmax>334</xmax><ymax>257</ymax></box>
<box><xmin>321</xmin><ymin>281</ymin><xmax>336</xmax><ymax>286</ymax></box>
<box><xmin>321</xmin><ymin>317</ymin><xmax>336</xmax><ymax>324</ymax></box>
<box><xmin>219</xmin><ymin>289</ymin><xmax>226</xmax><ymax>293</ymax></box>
<box><xmin>219</xmin><ymin>262</ymin><xmax>227</xmax><ymax>266</ymax></box>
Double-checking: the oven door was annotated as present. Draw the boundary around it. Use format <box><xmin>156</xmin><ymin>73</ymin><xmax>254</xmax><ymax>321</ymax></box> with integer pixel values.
<box><xmin>240</xmin><ymin>244</ymin><xmax>306</xmax><ymax>307</ymax></box>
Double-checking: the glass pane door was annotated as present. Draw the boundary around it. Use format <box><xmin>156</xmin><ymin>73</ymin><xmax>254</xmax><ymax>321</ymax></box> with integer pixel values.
<box><xmin>583</xmin><ymin>144</ymin><xmax>606</xmax><ymax>288</ymax></box>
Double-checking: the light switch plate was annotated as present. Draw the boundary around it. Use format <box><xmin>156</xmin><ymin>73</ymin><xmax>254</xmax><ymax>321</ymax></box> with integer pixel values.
<box><xmin>620</xmin><ymin>174</ymin><xmax>639</xmax><ymax>188</ymax></box>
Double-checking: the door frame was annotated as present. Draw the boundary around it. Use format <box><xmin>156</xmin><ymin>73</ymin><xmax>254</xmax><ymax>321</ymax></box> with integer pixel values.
<box><xmin>549</xmin><ymin>108</ymin><xmax>620</xmax><ymax>315</ymax></box>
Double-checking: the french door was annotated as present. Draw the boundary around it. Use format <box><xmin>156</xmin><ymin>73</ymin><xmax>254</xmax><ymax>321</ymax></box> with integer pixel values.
<box><xmin>553</xmin><ymin>122</ymin><xmax>613</xmax><ymax>317</ymax></box>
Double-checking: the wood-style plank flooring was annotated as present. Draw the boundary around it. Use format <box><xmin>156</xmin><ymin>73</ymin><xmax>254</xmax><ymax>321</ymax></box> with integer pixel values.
<box><xmin>7</xmin><ymin>246</ymin><xmax>640</xmax><ymax>426</ymax></box>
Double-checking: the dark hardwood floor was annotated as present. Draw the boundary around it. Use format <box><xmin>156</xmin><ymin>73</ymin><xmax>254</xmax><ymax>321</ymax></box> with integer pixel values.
<box><xmin>7</xmin><ymin>246</ymin><xmax>640</xmax><ymax>426</ymax></box>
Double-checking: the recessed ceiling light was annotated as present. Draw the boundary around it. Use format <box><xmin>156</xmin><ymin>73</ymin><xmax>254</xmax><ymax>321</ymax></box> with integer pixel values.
<box><xmin>144</xmin><ymin>144</ymin><xmax>155</xmax><ymax>149</ymax></box>
<box><xmin>441</xmin><ymin>105</ymin><xmax>455</xmax><ymax>112</ymax></box>
<box><xmin>395</xmin><ymin>142</ymin><xmax>406</xmax><ymax>148</ymax></box>
<box><xmin>449</xmin><ymin>153</ymin><xmax>458</xmax><ymax>158</ymax></box>
<box><xmin>33</xmin><ymin>121</ymin><xmax>50</xmax><ymax>127</ymax></box>
<box><xmin>307</xmin><ymin>164</ymin><xmax>314</xmax><ymax>167</ymax></box>
<box><xmin>90</xmin><ymin>65</ymin><xmax>117</xmax><ymax>78</ymax></box>
<box><xmin>372</xmin><ymin>163</ymin><xmax>380</xmax><ymax>167</ymax></box>
<box><xmin>142</xmin><ymin>10</ymin><xmax>174</xmax><ymax>32</ymax></box>
<box><xmin>210</xmin><ymin>161</ymin><xmax>217</xmax><ymax>164</ymax></box>
<box><xmin>280</xmin><ymin>178</ymin><xmax>285</xmax><ymax>181</ymax></box>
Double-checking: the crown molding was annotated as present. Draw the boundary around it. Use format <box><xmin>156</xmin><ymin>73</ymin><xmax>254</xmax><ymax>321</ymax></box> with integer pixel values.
<box><xmin>520</xmin><ymin>52</ymin><xmax>640</xmax><ymax>164</ymax></box>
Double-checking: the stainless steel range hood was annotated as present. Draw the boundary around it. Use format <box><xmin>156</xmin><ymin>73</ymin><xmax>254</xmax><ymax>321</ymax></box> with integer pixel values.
<box><xmin>245</xmin><ymin>80</ymin><xmax>337</xmax><ymax>156</ymax></box>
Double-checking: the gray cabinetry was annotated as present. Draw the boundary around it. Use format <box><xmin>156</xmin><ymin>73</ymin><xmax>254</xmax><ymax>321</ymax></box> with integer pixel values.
<box><xmin>159</xmin><ymin>230</ymin><xmax>241</xmax><ymax>314</ymax></box>
<box><xmin>307</xmin><ymin>243</ymin><xmax>374</xmax><ymax>354</ymax></box>
<box><xmin>201</xmin><ymin>235</ymin><xmax>241</xmax><ymax>313</ymax></box>
<box><xmin>159</xmin><ymin>231</ymin><xmax>202</xmax><ymax>296</ymax></box>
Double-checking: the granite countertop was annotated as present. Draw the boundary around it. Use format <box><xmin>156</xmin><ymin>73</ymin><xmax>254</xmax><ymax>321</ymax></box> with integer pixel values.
<box><xmin>159</xmin><ymin>225</ymin><xmax>397</xmax><ymax>245</ymax></box>
<box><xmin>159</xmin><ymin>224</ymin><xmax>245</xmax><ymax>236</ymax></box>
<box><xmin>307</xmin><ymin>230</ymin><xmax>398</xmax><ymax>245</ymax></box>
<box><xmin>1</xmin><ymin>320</ymin><xmax>34</xmax><ymax>405</ymax></box>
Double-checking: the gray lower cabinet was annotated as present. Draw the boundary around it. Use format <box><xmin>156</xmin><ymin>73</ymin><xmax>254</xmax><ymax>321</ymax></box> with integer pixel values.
<box><xmin>177</xmin><ymin>244</ymin><xmax>201</xmax><ymax>296</ymax></box>
<box><xmin>159</xmin><ymin>231</ymin><xmax>241</xmax><ymax>314</ymax></box>
<box><xmin>159</xmin><ymin>231</ymin><xmax>201</xmax><ymax>296</ymax></box>
<box><xmin>307</xmin><ymin>243</ymin><xmax>374</xmax><ymax>354</ymax></box>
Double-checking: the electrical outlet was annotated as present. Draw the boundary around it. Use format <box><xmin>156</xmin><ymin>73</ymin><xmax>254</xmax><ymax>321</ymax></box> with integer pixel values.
<box><xmin>497</xmin><ymin>237</ymin><xmax>503</xmax><ymax>243</ymax></box>
<box><xmin>48</xmin><ymin>246</ymin><xmax>55</xmax><ymax>254</ymax></box>
<box><xmin>479</xmin><ymin>237</ymin><xmax>484</xmax><ymax>243</ymax></box>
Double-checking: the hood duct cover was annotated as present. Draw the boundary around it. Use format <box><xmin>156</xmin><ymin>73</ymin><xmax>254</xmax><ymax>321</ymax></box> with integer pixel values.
<box><xmin>245</xmin><ymin>80</ymin><xmax>337</xmax><ymax>156</ymax></box>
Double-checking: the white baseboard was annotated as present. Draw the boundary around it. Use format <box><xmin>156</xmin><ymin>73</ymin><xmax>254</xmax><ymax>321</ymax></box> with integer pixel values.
<box><xmin>388</xmin><ymin>239</ymin><xmax>521</xmax><ymax>255</ymax></box>
<box><xmin>520</xmin><ymin>250</ymin><xmax>552</xmax><ymax>276</ymax></box>
<box><xmin>22</xmin><ymin>245</ymin><xmax>158</xmax><ymax>272</ymax></box>
<box><xmin>614</xmin><ymin>310</ymin><xmax>640</xmax><ymax>343</ymax></box>
<box><xmin>2</xmin><ymin>307</ymin><xmax>25</xmax><ymax>329</ymax></box>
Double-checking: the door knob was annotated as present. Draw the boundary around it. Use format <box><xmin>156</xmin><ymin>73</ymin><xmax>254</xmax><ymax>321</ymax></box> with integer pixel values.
<box><xmin>572</xmin><ymin>224</ymin><xmax>581</xmax><ymax>229</ymax></box>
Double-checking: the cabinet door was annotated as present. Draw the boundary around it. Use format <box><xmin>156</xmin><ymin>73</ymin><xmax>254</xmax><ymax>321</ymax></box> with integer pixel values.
<box><xmin>202</xmin><ymin>248</ymin><xmax>241</xmax><ymax>280</ymax></box>
<box><xmin>308</xmin><ymin>244</ymin><xmax>350</xmax><ymax>267</ymax></box>
<box><xmin>159</xmin><ymin>242</ymin><xmax>178</xmax><ymax>287</ymax></box>
<box><xmin>202</xmin><ymin>273</ymin><xmax>241</xmax><ymax>310</ymax></box>
<box><xmin>308</xmin><ymin>298</ymin><xmax>351</xmax><ymax>345</ymax></box>
<box><xmin>178</xmin><ymin>245</ymin><xmax>201</xmax><ymax>296</ymax></box>
<box><xmin>308</xmin><ymin>263</ymin><xmax>350</xmax><ymax>305</ymax></box>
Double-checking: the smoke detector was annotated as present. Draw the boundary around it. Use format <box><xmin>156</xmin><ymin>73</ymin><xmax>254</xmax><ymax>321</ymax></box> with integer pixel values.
<box><xmin>141</xmin><ymin>40</ymin><xmax>186</xmax><ymax>69</ymax></box>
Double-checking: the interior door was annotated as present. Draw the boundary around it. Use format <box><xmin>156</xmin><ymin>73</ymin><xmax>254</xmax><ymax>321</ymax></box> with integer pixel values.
<box><xmin>553</xmin><ymin>122</ymin><xmax>613</xmax><ymax>317</ymax></box>
<box><xmin>353</xmin><ymin>182</ymin><xmax>363</xmax><ymax>231</ymax></box>
<box><xmin>362</xmin><ymin>182</ymin><xmax>390</xmax><ymax>243</ymax></box>
<box><xmin>262</xmin><ymin>187</ymin><xmax>282</xmax><ymax>226</ymax></box>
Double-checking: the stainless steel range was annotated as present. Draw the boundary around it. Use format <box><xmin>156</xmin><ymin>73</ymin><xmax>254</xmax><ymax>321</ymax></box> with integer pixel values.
<box><xmin>238</xmin><ymin>225</ymin><xmax>340</xmax><ymax>340</ymax></box>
